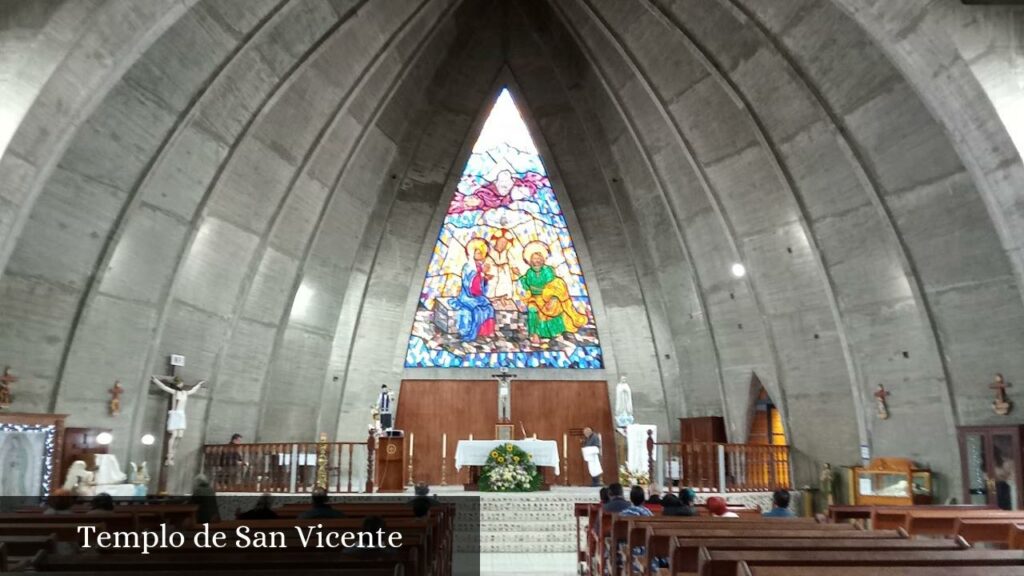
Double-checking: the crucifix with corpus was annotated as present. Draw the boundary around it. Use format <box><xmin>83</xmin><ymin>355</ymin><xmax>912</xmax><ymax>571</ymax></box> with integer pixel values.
<box><xmin>151</xmin><ymin>356</ymin><xmax>206</xmax><ymax>468</ymax></box>
<box><xmin>492</xmin><ymin>366</ymin><xmax>517</xmax><ymax>423</ymax></box>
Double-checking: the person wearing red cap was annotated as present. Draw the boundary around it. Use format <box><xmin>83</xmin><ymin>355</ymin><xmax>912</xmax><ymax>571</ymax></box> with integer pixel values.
<box><xmin>706</xmin><ymin>496</ymin><xmax>738</xmax><ymax>518</ymax></box>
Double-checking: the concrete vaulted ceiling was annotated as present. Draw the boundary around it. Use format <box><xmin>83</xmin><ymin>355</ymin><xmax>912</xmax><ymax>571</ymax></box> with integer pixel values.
<box><xmin>1</xmin><ymin>0</ymin><xmax>1023</xmax><ymax>493</ymax></box>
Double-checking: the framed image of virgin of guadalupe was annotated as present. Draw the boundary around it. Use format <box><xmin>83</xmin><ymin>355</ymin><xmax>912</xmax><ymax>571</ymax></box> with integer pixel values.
<box><xmin>0</xmin><ymin>413</ymin><xmax>67</xmax><ymax>496</ymax></box>
<box><xmin>495</xmin><ymin>424</ymin><xmax>514</xmax><ymax>441</ymax></box>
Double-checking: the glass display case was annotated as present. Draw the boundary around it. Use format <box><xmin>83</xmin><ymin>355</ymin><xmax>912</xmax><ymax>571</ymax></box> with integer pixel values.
<box><xmin>849</xmin><ymin>457</ymin><xmax>933</xmax><ymax>505</ymax></box>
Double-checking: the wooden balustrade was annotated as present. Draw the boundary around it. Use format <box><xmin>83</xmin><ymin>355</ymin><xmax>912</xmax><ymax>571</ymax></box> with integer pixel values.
<box><xmin>202</xmin><ymin>433</ymin><xmax>375</xmax><ymax>493</ymax></box>
<box><xmin>647</xmin><ymin>434</ymin><xmax>791</xmax><ymax>492</ymax></box>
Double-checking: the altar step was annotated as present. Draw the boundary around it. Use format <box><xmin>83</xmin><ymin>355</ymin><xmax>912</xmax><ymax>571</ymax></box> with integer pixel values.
<box><xmin>452</xmin><ymin>491</ymin><xmax>588</xmax><ymax>554</ymax></box>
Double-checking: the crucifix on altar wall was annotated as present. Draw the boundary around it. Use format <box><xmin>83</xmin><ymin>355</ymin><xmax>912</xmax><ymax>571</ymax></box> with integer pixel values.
<box><xmin>151</xmin><ymin>357</ymin><xmax>206</xmax><ymax>468</ymax></box>
<box><xmin>492</xmin><ymin>367</ymin><xmax>517</xmax><ymax>423</ymax></box>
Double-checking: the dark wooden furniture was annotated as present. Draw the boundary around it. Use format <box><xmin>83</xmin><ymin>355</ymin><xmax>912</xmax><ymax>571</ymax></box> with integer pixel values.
<box><xmin>60</xmin><ymin>427</ymin><xmax>110</xmax><ymax>479</ymax></box>
<box><xmin>959</xmin><ymin>425</ymin><xmax>1024</xmax><ymax>510</ymax></box>
<box><xmin>680</xmin><ymin>416</ymin><xmax>727</xmax><ymax>443</ymax></box>
<box><xmin>375</xmin><ymin>435</ymin><xmax>406</xmax><ymax>493</ymax></box>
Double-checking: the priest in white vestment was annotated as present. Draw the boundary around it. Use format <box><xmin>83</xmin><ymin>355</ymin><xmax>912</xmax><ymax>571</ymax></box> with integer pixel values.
<box><xmin>581</xmin><ymin>426</ymin><xmax>603</xmax><ymax>486</ymax></box>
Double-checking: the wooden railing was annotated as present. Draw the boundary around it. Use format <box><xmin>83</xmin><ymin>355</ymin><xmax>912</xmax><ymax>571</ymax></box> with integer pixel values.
<box><xmin>646</xmin><ymin>431</ymin><xmax>791</xmax><ymax>492</ymax></box>
<box><xmin>202</xmin><ymin>433</ymin><xmax>375</xmax><ymax>493</ymax></box>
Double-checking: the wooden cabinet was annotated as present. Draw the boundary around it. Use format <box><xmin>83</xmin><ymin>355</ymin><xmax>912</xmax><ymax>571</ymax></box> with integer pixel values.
<box><xmin>958</xmin><ymin>425</ymin><xmax>1024</xmax><ymax>510</ymax></box>
<box><xmin>679</xmin><ymin>417</ymin><xmax>726</xmax><ymax>443</ymax></box>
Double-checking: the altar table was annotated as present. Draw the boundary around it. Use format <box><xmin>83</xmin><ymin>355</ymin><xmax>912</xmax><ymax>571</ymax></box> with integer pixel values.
<box><xmin>454</xmin><ymin>439</ymin><xmax>561</xmax><ymax>475</ymax></box>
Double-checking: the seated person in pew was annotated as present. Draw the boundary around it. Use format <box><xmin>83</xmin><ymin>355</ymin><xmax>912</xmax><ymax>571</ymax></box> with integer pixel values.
<box><xmin>763</xmin><ymin>489</ymin><xmax>795</xmax><ymax>518</ymax></box>
<box><xmin>707</xmin><ymin>496</ymin><xmax>738</xmax><ymax>518</ymax></box>
<box><xmin>407</xmin><ymin>482</ymin><xmax>440</xmax><ymax>518</ymax></box>
<box><xmin>621</xmin><ymin>486</ymin><xmax>653</xmax><ymax>518</ymax></box>
<box><xmin>43</xmin><ymin>489</ymin><xmax>74</xmax><ymax>515</ymax></box>
<box><xmin>237</xmin><ymin>493</ymin><xmax>279</xmax><ymax>520</ymax></box>
<box><xmin>87</xmin><ymin>493</ymin><xmax>114</xmax><ymax>514</ymax></box>
<box><xmin>188</xmin><ymin>474</ymin><xmax>220</xmax><ymax>524</ymax></box>
<box><xmin>663</xmin><ymin>489</ymin><xmax>698</xmax><ymax>517</ymax></box>
<box><xmin>341</xmin><ymin>516</ymin><xmax>400</xmax><ymax>561</ymax></box>
<box><xmin>604</xmin><ymin>483</ymin><xmax>631</xmax><ymax>514</ymax></box>
<box><xmin>298</xmin><ymin>488</ymin><xmax>344</xmax><ymax>519</ymax></box>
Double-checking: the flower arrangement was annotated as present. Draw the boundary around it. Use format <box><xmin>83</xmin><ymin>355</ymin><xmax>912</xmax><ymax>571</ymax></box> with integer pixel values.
<box><xmin>618</xmin><ymin>464</ymin><xmax>650</xmax><ymax>487</ymax></box>
<box><xmin>479</xmin><ymin>443</ymin><xmax>542</xmax><ymax>492</ymax></box>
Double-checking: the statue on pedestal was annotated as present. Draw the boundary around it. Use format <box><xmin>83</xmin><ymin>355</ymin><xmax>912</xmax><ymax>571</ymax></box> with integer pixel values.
<box><xmin>614</xmin><ymin>376</ymin><xmax>635</xmax><ymax>428</ymax></box>
<box><xmin>820</xmin><ymin>462</ymin><xmax>835</xmax><ymax>506</ymax></box>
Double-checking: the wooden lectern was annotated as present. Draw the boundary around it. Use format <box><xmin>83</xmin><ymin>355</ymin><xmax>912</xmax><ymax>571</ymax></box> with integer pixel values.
<box><xmin>375</xmin><ymin>435</ymin><xmax>406</xmax><ymax>493</ymax></box>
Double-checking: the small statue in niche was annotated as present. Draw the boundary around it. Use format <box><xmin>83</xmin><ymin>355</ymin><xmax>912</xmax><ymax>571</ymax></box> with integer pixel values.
<box><xmin>109</xmin><ymin>380</ymin><xmax>124</xmax><ymax>416</ymax></box>
<box><xmin>819</xmin><ymin>462</ymin><xmax>835</xmax><ymax>506</ymax></box>
<box><xmin>991</xmin><ymin>373</ymin><xmax>1012</xmax><ymax>416</ymax></box>
<box><xmin>874</xmin><ymin>384</ymin><xmax>890</xmax><ymax>420</ymax></box>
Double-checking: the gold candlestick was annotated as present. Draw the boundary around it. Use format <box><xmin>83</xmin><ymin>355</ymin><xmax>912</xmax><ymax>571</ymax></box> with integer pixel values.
<box><xmin>407</xmin><ymin>432</ymin><xmax>415</xmax><ymax>487</ymax></box>
<box><xmin>440</xmin><ymin>456</ymin><xmax>448</xmax><ymax>486</ymax></box>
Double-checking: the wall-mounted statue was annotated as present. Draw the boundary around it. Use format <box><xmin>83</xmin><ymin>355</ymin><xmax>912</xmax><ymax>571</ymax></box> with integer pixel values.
<box><xmin>874</xmin><ymin>384</ymin><xmax>890</xmax><ymax>420</ymax></box>
<box><xmin>991</xmin><ymin>373</ymin><xmax>1012</xmax><ymax>416</ymax></box>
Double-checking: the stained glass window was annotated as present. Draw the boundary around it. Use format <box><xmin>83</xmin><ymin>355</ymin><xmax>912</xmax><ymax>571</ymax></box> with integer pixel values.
<box><xmin>404</xmin><ymin>88</ymin><xmax>603</xmax><ymax>369</ymax></box>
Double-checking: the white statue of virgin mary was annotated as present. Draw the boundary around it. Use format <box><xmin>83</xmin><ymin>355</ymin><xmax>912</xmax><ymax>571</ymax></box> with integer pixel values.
<box><xmin>614</xmin><ymin>376</ymin><xmax>635</xmax><ymax>427</ymax></box>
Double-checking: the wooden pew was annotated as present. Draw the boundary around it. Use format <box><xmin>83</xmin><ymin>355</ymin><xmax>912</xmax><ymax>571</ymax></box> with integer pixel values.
<box><xmin>665</xmin><ymin>535</ymin><xmax>966</xmax><ymax>574</ymax></box>
<box><xmin>832</xmin><ymin>504</ymin><xmax>992</xmax><ymax>526</ymax></box>
<box><xmin>870</xmin><ymin>506</ymin><xmax>1008</xmax><ymax>532</ymax></box>
<box><xmin>1009</xmin><ymin>524</ymin><xmax>1024</xmax><ymax>549</ymax></box>
<box><xmin>35</xmin><ymin>550</ymin><xmax>418</xmax><ymax>574</ymax></box>
<box><xmin>0</xmin><ymin>522</ymin><xmax>105</xmax><ymax>542</ymax></box>
<box><xmin>616</xmin><ymin>516</ymin><xmax>843</xmax><ymax>576</ymax></box>
<box><xmin>642</xmin><ymin>526</ymin><xmax>904</xmax><ymax>574</ymax></box>
<box><xmin>905</xmin><ymin>510</ymin><xmax>1024</xmax><ymax>537</ymax></box>
<box><xmin>576</xmin><ymin>503</ymin><xmax>594</xmax><ymax>570</ymax></box>
<box><xmin>742</xmin><ymin>566</ymin><xmax>1024</xmax><ymax>576</ymax></box>
<box><xmin>698</xmin><ymin>548</ymin><xmax>1024</xmax><ymax>576</ymax></box>
<box><xmin>209</xmin><ymin>517</ymin><xmax>440</xmax><ymax>576</ymax></box>
<box><xmin>956</xmin><ymin>517</ymin><xmax>1024</xmax><ymax>546</ymax></box>
<box><xmin>0</xmin><ymin>534</ymin><xmax>59</xmax><ymax>571</ymax></box>
<box><xmin>0</xmin><ymin>512</ymin><xmax>136</xmax><ymax>531</ymax></box>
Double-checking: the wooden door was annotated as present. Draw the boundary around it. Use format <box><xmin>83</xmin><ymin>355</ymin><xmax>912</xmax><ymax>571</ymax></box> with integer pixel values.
<box><xmin>959</xmin><ymin>426</ymin><xmax>1024</xmax><ymax>510</ymax></box>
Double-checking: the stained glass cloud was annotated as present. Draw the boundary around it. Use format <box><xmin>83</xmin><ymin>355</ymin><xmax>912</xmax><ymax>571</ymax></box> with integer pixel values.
<box><xmin>405</xmin><ymin>88</ymin><xmax>603</xmax><ymax>369</ymax></box>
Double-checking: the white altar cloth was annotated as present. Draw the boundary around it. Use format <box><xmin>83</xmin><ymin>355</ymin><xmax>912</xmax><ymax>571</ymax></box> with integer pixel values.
<box><xmin>454</xmin><ymin>440</ymin><xmax>560</xmax><ymax>475</ymax></box>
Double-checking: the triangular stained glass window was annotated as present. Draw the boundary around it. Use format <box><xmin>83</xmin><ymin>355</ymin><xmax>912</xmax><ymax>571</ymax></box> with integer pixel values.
<box><xmin>405</xmin><ymin>88</ymin><xmax>603</xmax><ymax>369</ymax></box>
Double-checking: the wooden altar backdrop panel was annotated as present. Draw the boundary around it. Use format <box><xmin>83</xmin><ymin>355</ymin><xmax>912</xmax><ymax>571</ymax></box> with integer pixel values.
<box><xmin>395</xmin><ymin>380</ymin><xmax>498</xmax><ymax>487</ymax></box>
<box><xmin>510</xmin><ymin>380</ymin><xmax>617</xmax><ymax>487</ymax></box>
<box><xmin>395</xmin><ymin>379</ymin><xmax>616</xmax><ymax>487</ymax></box>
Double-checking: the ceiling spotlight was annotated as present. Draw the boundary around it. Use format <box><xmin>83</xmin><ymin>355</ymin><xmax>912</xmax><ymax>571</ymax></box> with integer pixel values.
<box><xmin>731</xmin><ymin>263</ymin><xmax>746</xmax><ymax>278</ymax></box>
<box><xmin>140</xmin><ymin>434</ymin><xmax>155</xmax><ymax>446</ymax></box>
<box><xmin>96</xmin><ymin>432</ymin><xmax>113</xmax><ymax>446</ymax></box>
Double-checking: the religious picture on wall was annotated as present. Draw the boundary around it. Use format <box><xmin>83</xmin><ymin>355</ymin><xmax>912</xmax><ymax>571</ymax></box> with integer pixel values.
<box><xmin>405</xmin><ymin>88</ymin><xmax>603</xmax><ymax>369</ymax></box>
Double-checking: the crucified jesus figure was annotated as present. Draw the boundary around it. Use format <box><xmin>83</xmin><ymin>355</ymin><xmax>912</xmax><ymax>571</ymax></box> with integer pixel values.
<box><xmin>151</xmin><ymin>376</ymin><xmax>205</xmax><ymax>466</ymax></box>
